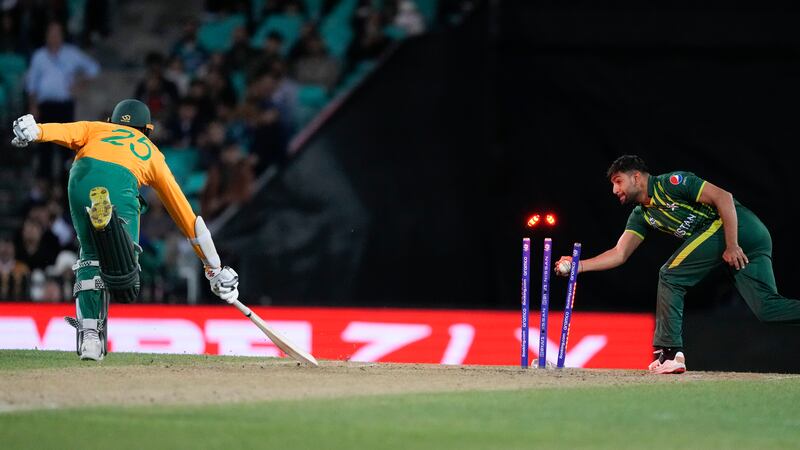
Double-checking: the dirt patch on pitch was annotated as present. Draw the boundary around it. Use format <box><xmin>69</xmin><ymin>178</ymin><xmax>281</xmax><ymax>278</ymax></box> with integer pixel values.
<box><xmin>1</xmin><ymin>359</ymin><xmax>795</xmax><ymax>412</ymax></box>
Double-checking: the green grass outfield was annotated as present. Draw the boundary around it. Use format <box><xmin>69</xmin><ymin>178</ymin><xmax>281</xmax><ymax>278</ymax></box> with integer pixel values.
<box><xmin>1</xmin><ymin>350</ymin><xmax>799</xmax><ymax>449</ymax></box>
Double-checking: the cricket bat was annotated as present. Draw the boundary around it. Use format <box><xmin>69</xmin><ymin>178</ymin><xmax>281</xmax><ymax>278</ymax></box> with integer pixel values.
<box><xmin>231</xmin><ymin>298</ymin><xmax>319</xmax><ymax>367</ymax></box>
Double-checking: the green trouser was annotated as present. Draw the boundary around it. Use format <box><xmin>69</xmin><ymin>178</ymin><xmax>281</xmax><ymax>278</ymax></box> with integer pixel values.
<box><xmin>654</xmin><ymin>205</ymin><xmax>800</xmax><ymax>348</ymax></box>
<box><xmin>68</xmin><ymin>157</ymin><xmax>141</xmax><ymax>320</ymax></box>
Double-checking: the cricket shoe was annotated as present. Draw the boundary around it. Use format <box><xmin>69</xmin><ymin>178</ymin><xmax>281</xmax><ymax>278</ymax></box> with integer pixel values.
<box><xmin>87</xmin><ymin>186</ymin><xmax>113</xmax><ymax>230</ymax></box>
<box><xmin>79</xmin><ymin>320</ymin><xmax>104</xmax><ymax>361</ymax></box>
<box><xmin>649</xmin><ymin>349</ymin><xmax>686</xmax><ymax>374</ymax></box>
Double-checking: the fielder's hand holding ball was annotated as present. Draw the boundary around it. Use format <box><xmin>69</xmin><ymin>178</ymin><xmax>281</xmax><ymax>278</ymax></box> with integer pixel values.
<box><xmin>554</xmin><ymin>256</ymin><xmax>574</xmax><ymax>276</ymax></box>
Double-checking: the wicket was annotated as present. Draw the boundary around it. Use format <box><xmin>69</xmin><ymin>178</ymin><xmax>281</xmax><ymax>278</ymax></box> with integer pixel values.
<box><xmin>520</xmin><ymin>238</ymin><xmax>531</xmax><ymax>368</ymax></box>
<box><xmin>521</xmin><ymin>238</ymin><xmax>582</xmax><ymax>369</ymax></box>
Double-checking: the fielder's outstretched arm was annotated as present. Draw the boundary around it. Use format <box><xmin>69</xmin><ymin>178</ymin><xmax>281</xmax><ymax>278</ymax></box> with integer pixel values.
<box><xmin>555</xmin><ymin>231</ymin><xmax>643</xmax><ymax>276</ymax></box>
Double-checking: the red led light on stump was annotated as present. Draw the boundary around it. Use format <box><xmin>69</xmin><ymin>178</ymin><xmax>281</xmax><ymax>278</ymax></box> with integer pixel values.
<box><xmin>526</xmin><ymin>212</ymin><xmax>557</xmax><ymax>228</ymax></box>
<box><xmin>526</xmin><ymin>214</ymin><xmax>541</xmax><ymax>228</ymax></box>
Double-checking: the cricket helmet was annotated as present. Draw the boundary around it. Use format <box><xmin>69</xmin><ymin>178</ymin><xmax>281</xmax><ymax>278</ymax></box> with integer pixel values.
<box><xmin>110</xmin><ymin>99</ymin><xmax>154</xmax><ymax>131</ymax></box>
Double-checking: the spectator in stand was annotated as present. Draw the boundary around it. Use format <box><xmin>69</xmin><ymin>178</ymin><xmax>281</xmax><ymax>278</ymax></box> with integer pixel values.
<box><xmin>164</xmin><ymin>56</ymin><xmax>191</xmax><ymax>97</ymax></box>
<box><xmin>196</xmin><ymin>120</ymin><xmax>227</xmax><ymax>169</ymax></box>
<box><xmin>199</xmin><ymin>52</ymin><xmax>226</xmax><ymax>77</ymax></box>
<box><xmin>164</xmin><ymin>99</ymin><xmax>204</xmax><ymax>148</ymax></box>
<box><xmin>246</xmin><ymin>31</ymin><xmax>284</xmax><ymax>83</ymax></box>
<box><xmin>134</xmin><ymin>52</ymin><xmax>180</xmax><ymax>122</ymax></box>
<box><xmin>348</xmin><ymin>9</ymin><xmax>391</xmax><ymax>66</ymax></box>
<box><xmin>171</xmin><ymin>19</ymin><xmax>208</xmax><ymax>74</ymax></box>
<box><xmin>205</xmin><ymin>68</ymin><xmax>238</xmax><ymax>108</ymax></box>
<box><xmin>0</xmin><ymin>236</ymin><xmax>30</xmax><ymax>300</ymax></box>
<box><xmin>41</xmin><ymin>277</ymin><xmax>63</xmax><ymax>302</ymax></box>
<box><xmin>45</xmin><ymin>248</ymin><xmax>78</xmax><ymax>299</ymax></box>
<box><xmin>185</xmin><ymin>79</ymin><xmax>216</xmax><ymax>125</ymax></box>
<box><xmin>14</xmin><ymin>216</ymin><xmax>59</xmax><ymax>272</ymax></box>
<box><xmin>286</xmin><ymin>22</ymin><xmax>313</xmax><ymax>61</ymax></box>
<box><xmin>226</xmin><ymin>26</ymin><xmax>256</xmax><ymax>72</ymax></box>
<box><xmin>200</xmin><ymin>142</ymin><xmax>255</xmax><ymax>221</ymax></box>
<box><xmin>46</xmin><ymin>198</ymin><xmax>75</xmax><ymax>250</ymax></box>
<box><xmin>25</xmin><ymin>203</ymin><xmax>63</xmax><ymax>256</ymax></box>
<box><xmin>25</xmin><ymin>21</ymin><xmax>100</xmax><ymax>181</ymax></box>
<box><xmin>44</xmin><ymin>181</ymin><xmax>77</xmax><ymax>249</ymax></box>
<box><xmin>217</xmin><ymin>102</ymin><xmax>251</xmax><ymax>152</ymax></box>
<box><xmin>242</xmin><ymin>72</ymin><xmax>288</xmax><ymax>173</ymax></box>
<box><xmin>269</xmin><ymin>59</ymin><xmax>299</xmax><ymax>134</ymax></box>
<box><xmin>288</xmin><ymin>26</ymin><xmax>340</xmax><ymax>91</ymax></box>
<box><xmin>24</xmin><ymin>196</ymin><xmax>74</xmax><ymax>251</ymax></box>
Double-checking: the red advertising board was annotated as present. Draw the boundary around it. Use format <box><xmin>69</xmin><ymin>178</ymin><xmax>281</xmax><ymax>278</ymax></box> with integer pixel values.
<box><xmin>0</xmin><ymin>303</ymin><xmax>654</xmax><ymax>368</ymax></box>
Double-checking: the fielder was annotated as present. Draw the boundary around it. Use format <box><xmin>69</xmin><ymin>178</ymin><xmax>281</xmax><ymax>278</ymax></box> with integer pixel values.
<box><xmin>11</xmin><ymin>99</ymin><xmax>240</xmax><ymax>361</ymax></box>
<box><xmin>554</xmin><ymin>155</ymin><xmax>800</xmax><ymax>374</ymax></box>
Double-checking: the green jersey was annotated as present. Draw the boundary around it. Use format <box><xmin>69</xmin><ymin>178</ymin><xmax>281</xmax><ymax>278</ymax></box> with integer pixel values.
<box><xmin>624</xmin><ymin>172</ymin><xmax>727</xmax><ymax>241</ymax></box>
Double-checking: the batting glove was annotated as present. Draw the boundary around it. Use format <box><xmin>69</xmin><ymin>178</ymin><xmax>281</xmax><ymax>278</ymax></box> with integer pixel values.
<box><xmin>207</xmin><ymin>266</ymin><xmax>239</xmax><ymax>303</ymax></box>
<box><xmin>11</xmin><ymin>114</ymin><xmax>40</xmax><ymax>147</ymax></box>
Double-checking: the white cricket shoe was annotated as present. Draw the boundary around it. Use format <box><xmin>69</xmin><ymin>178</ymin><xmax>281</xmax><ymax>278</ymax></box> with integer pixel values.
<box><xmin>649</xmin><ymin>350</ymin><xmax>686</xmax><ymax>374</ymax></box>
<box><xmin>79</xmin><ymin>320</ymin><xmax>104</xmax><ymax>361</ymax></box>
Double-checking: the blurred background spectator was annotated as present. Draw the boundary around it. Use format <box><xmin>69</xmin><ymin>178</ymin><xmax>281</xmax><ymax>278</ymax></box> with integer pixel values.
<box><xmin>134</xmin><ymin>52</ymin><xmax>180</xmax><ymax>123</ymax></box>
<box><xmin>25</xmin><ymin>21</ymin><xmax>99</xmax><ymax>182</ymax></box>
<box><xmin>0</xmin><ymin>235</ymin><xmax>29</xmax><ymax>300</ymax></box>
<box><xmin>200</xmin><ymin>142</ymin><xmax>255</xmax><ymax>220</ymax></box>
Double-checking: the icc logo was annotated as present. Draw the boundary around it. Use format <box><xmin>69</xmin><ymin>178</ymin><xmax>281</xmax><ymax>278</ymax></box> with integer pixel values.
<box><xmin>121</xmin><ymin>114</ymin><xmax>131</xmax><ymax>122</ymax></box>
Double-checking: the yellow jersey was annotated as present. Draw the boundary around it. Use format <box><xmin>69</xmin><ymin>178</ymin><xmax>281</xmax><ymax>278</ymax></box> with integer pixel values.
<box><xmin>37</xmin><ymin>121</ymin><xmax>198</xmax><ymax>241</ymax></box>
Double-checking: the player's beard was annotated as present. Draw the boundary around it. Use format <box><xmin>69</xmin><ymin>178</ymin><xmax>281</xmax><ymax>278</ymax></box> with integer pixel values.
<box><xmin>621</xmin><ymin>186</ymin><xmax>642</xmax><ymax>205</ymax></box>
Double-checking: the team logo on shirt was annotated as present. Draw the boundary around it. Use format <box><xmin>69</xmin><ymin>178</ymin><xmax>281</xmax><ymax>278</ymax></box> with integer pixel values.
<box><xmin>669</xmin><ymin>174</ymin><xmax>683</xmax><ymax>185</ymax></box>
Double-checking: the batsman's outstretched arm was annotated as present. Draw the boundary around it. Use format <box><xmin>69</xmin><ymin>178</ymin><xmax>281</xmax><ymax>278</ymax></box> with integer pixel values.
<box><xmin>555</xmin><ymin>231</ymin><xmax>643</xmax><ymax>276</ymax></box>
<box><xmin>150</xmin><ymin>153</ymin><xmax>239</xmax><ymax>303</ymax></box>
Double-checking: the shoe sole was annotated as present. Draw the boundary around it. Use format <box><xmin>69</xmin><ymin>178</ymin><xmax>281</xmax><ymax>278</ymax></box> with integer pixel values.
<box><xmin>650</xmin><ymin>363</ymin><xmax>686</xmax><ymax>375</ymax></box>
<box><xmin>87</xmin><ymin>187</ymin><xmax>112</xmax><ymax>230</ymax></box>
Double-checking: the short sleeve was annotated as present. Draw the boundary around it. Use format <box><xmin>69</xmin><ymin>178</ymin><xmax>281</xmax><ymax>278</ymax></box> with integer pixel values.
<box><xmin>659</xmin><ymin>172</ymin><xmax>707</xmax><ymax>203</ymax></box>
<box><xmin>624</xmin><ymin>207</ymin><xmax>648</xmax><ymax>240</ymax></box>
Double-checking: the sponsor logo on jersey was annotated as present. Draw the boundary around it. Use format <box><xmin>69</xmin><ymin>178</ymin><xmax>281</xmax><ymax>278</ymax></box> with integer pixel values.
<box><xmin>669</xmin><ymin>174</ymin><xmax>683</xmax><ymax>185</ymax></box>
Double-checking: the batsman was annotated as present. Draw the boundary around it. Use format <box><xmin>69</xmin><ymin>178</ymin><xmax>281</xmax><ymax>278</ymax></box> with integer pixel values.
<box><xmin>554</xmin><ymin>155</ymin><xmax>800</xmax><ymax>374</ymax></box>
<box><xmin>11</xmin><ymin>100</ymin><xmax>240</xmax><ymax>361</ymax></box>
